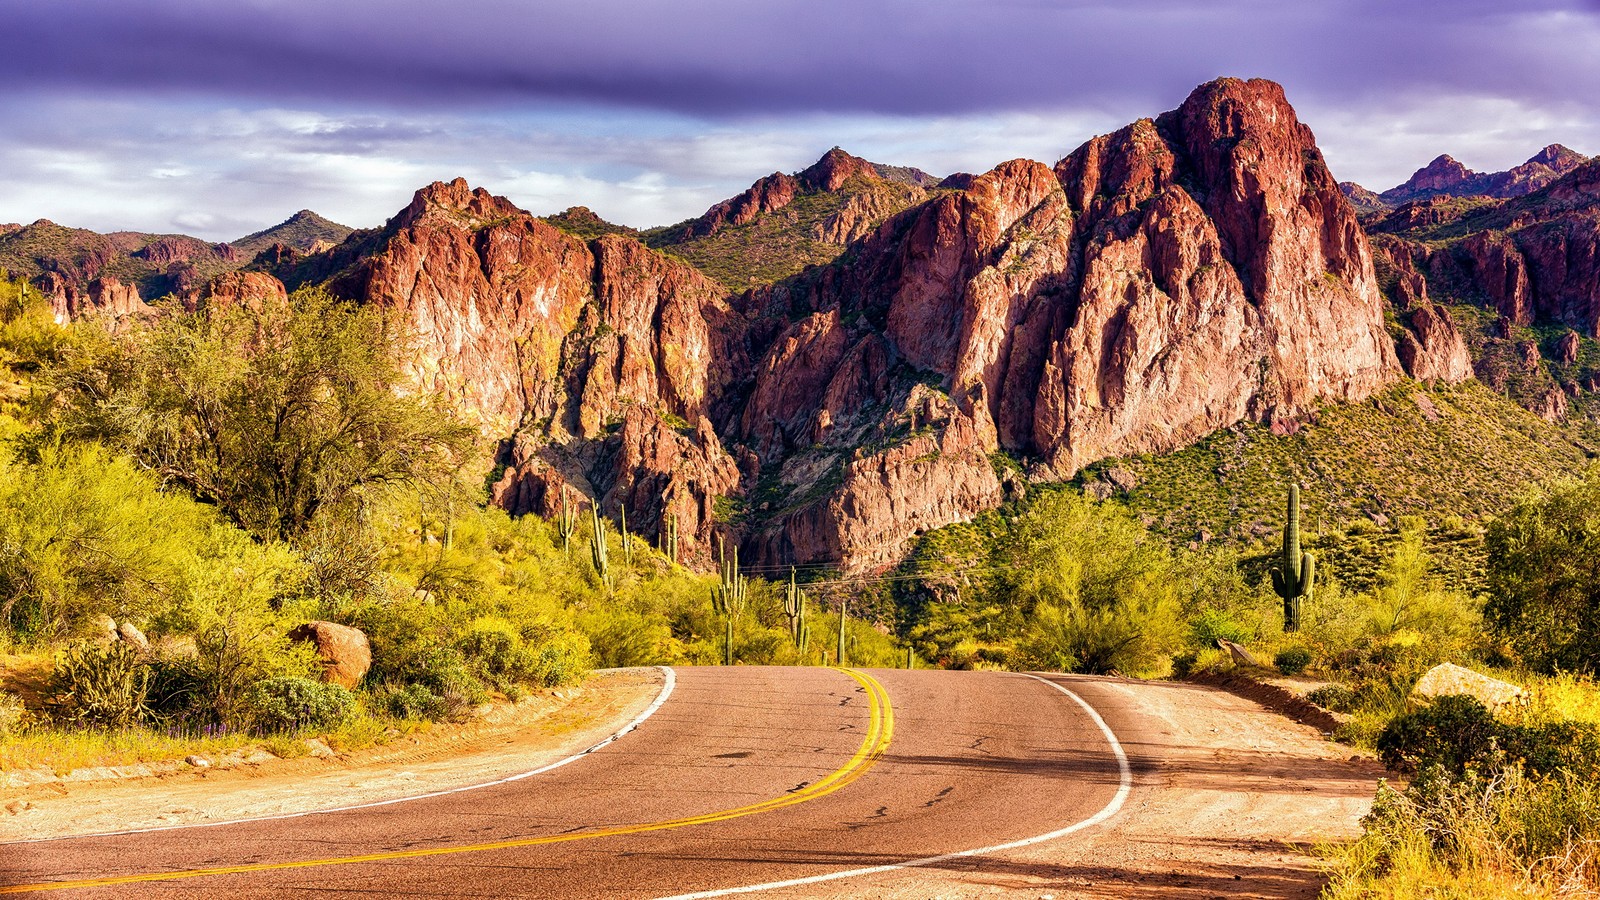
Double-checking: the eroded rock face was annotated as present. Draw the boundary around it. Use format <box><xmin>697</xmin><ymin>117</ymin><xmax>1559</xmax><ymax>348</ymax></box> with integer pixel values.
<box><xmin>729</xmin><ymin>78</ymin><xmax>1399</xmax><ymax>566</ymax></box>
<box><xmin>1397</xmin><ymin>304</ymin><xmax>1473</xmax><ymax>384</ymax></box>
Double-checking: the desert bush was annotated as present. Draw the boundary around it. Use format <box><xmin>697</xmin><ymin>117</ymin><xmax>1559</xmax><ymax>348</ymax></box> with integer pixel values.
<box><xmin>377</xmin><ymin>683</ymin><xmax>450</xmax><ymax>720</ymax></box>
<box><xmin>1274</xmin><ymin>646</ymin><xmax>1313</xmax><ymax>676</ymax></box>
<box><xmin>47</xmin><ymin>642</ymin><xmax>150</xmax><ymax>729</ymax></box>
<box><xmin>45</xmin><ymin>287</ymin><xmax>475</xmax><ymax>542</ymax></box>
<box><xmin>0</xmin><ymin>445</ymin><xmax>209</xmax><ymax>642</ymax></box>
<box><xmin>1377</xmin><ymin>695</ymin><xmax>1502</xmax><ymax>774</ymax></box>
<box><xmin>1307</xmin><ymin>683</ymin><xmax>1358</xmax><ymax>713</ymax></box>
<box><xmin>1187</xmin><ymin>608</ymin><xmax>1256</xmax><ymax>650</ymax></box>
<box><xmin>1002</xmin><ymin>492</ymin><xmax>1183</xmax><ymax>676</ymax></box>
<box><xmin>243</xmin><ymin>676</ymin><xmax>355</xmax><ymax>733</ymax></box>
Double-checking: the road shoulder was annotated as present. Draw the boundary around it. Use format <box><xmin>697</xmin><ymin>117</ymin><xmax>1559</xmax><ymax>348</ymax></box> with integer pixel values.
<box><xmin>1</xmin><ymin>667</ymin><xmax>663</xmax><ymax>842</ymax></box>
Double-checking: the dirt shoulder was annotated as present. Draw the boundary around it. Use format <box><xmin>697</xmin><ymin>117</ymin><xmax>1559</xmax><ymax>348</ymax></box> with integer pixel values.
<box><xmin>0</xmin><ymin>666</ymin><xmax>663</xmax><ymax>841</ymax></box>
<box><xmin>781</xmin><ymin>674</ymin><xmax>1386</xmax><ymax>900</ymax></box>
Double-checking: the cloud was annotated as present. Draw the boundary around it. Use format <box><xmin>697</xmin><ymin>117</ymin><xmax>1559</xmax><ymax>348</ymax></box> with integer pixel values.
<box><xmin>3</xmin><ymin>1</ymin><xmax>1595</xmax><ymax>117</ymax></box>
<box><xmin>0</xmin><ymin>1</ymin><xmax>1594</xmax><ymax>238</ymax></box>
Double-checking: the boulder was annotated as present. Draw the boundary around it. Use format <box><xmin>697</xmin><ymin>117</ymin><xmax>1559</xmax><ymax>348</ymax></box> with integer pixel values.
<box><xmin>1410</xmin><ymin>663</ymin><xmax>1526</xmax><ymax>710</ymax></box>
<box><xmin>287</xmin><ymin>621</ymin><xmax>371</xmax><ymax>690</ymax></box>
<box><xmin>1217</xmin><ymin>639</ymin><xmax>1260</xmax><ymax>668</ymax></box>
<box><xmin>115</xmin><ymin>622</ymin><xmax>149</xmax><ymax>652</ymax></box>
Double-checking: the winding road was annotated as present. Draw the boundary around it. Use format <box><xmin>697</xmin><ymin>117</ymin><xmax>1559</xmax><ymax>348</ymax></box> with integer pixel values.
<box><xmin>0</xmin><ymin>667</ymin><xmax>1199</xmax><ymax>898</ymax></box>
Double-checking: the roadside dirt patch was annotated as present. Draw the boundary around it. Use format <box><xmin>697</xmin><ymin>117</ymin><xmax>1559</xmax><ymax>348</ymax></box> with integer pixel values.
<box><xmin>0</xmin><ymin>667</ymin><xmax>662</xmax><ymax>841</ymax></box>
<box><xmin>775</xmin><ymin>674</ymin><xmax>1386</xmax><ymax>900</ymax></box>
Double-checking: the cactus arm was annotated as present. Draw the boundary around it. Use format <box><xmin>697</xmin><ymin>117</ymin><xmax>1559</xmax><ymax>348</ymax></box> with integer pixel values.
<box><xmin>1299</xmin><ymin>552</ymin><xmax>1315</xmax><ymax>601</ymax></box>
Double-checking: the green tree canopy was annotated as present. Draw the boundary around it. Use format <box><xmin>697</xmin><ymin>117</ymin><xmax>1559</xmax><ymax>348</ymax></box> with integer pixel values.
<box><xmin>1484</xmin><ymin>470</ymin><xmax>1600</xmax><ymax>673</ymax></box>
<box><xmin>43</xmin><ymin>289</ymin><xmax>475</xmax><ymax>542</ymax></box>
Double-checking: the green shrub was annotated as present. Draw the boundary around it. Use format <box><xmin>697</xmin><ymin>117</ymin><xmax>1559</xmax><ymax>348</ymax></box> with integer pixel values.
<box><xmin>1376</xmin><ymin>695</ymin><xmax>1501</xmax><ymax>774</ymax></box>
<box><xmin>243</xmin><ymin>676</ymin><xmax>355</xmax><ymax>733</ymax></box>
<box><xmin>47</xmin><ymin>642</ymin><xmax>150</xmax><ymax>728</ymax></box>
<box><xmin>1307</xmin><ymin>683</ymin><xmax>1358</xmax><ymax>713</ymax></box>
<box><xmin>1187</xmin><ymin>609</ymin><xmax>1255</xmax><ymax>649</ymax></box>
<box><xmin>377</xmin><ymin>683</ymin><xmax>449</xmax><ymax>721</ymax></box>
<box><xmin>1274</xmin><ymin>646</ymin><xmax>1313</xmax><ymax>676</ymax></box>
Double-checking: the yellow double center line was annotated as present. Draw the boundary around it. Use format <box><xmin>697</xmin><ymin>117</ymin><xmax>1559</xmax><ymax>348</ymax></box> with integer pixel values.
<box><xmin>4</xmin><ymin>668</ymin><xmax>894</xmax><ymax>895</ymax></box>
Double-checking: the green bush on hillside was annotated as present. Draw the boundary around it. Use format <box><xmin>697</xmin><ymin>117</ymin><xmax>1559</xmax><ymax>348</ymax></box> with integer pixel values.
<box><xmin>243</xmin><ymin>676</ymin><xmax>355</xmax><ymax>733</ymax></box>
<box><xmin>1485</xmin><ymin>469</ymin><xmax>1600</xmax><ymax>674</ymax></box>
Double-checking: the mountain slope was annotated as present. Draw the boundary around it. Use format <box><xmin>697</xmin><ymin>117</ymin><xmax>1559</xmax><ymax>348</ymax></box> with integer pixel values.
<box><xmin>1343</xmin><ymin>145</ymin><xmax>1589</xmax><ymax>214</ymax></box>
<box><xmin>641</xmin><ymin>148</ymin><xmax>939</xmax><ymax>289</ymax></box>
<box><xmin>232</xmin><ymin>209</ymin><xmax>354</xmax><ymax>258</ymax></box>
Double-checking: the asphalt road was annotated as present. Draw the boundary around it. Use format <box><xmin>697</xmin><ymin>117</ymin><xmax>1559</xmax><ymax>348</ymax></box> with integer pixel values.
<box><xmin>0</xmin><ymin>666</ymin><xmax>1136</xmax><ymax>899</ymax></box>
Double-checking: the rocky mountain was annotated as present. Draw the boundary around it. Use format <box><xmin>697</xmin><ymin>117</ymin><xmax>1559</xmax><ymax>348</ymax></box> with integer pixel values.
<box><xmin>1367</xmin><ymin>156</ymin><xmax>1600</xmax><ymax>421</ymax></box>
<box><xmin>59</xmin><ymin>77</ymin><xmax>1541</xmax><ymax>572</ymax></box>
<box><xmin>231</xmin><ymin>209</ymin><xmax>354</xmax><ymax>259</ymax></box>
<box><xmin>203</xmin><ymin>77</ymin><xmax>1404</xmax><ymax>572</ymax></box>
<box><xmin>0</xmin><ymin>210</ymin><xmax>350</xmax><ymax>323</ymax></box>
<box><xmin>1340</xmin><ymin>145</ymin><xmax>1588</xmax><ymax>213</ymax></box>
<box><xmin>641</xmin><ymin>148</ymin><xmax>941</xmax><ymax>290</ymax></box>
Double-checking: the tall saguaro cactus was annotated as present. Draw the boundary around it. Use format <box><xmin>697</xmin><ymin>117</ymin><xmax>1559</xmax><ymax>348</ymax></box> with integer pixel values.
<box><xmin>783</xmin><ymin>567</ymin><xmax>807</xmax><ymax>650</ymax></box>
<box><xmin>711</xmin><ymin>539</ymin><xmax>748</xmax><ymax>666</ymax></box>
<box><xmin>558</xmin><ymin>487</ymin><xmax>576</xmax><ymax>556</ymax></box>
<box><xmin>836</xmin><ymin>599</ymin><xmax>848</xmax><ymax>667</ymax></box>
<box><xmin>590</xmin><ymin>502</ymin><xmax>611</xmax><ymax>590</ymax></box>
<box><xmin>1271</xmin><ymin>483</ymin><xmax>1316</xmax><ymax>633</ymax></box>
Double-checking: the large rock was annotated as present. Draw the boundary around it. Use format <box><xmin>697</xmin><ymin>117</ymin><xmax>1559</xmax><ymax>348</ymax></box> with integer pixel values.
<box><xmin>1410</xmin><ymin>663</ymin><xmax>1526</xmax><ymax>710</ymax></box>
<box><xmin>1397</xmin><ymin>304</ymin><xmax>1473</xmax><ymax>384</ymax></box>
<box><xmin>287</xmin><ymin>622</ymin><xmax>371</xmax><ymax>690</ymax></box>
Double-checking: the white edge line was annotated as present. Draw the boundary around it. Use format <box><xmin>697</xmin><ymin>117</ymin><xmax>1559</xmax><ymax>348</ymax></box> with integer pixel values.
<box><xmin>4</xmin><ymin>666</ymin><xmax>677</xmax><ymax>845</ymax></box>
<box><xmin>652</xmin><ymin>671</ymin><xmax>1132</xmax><ymax>900</ymax></box>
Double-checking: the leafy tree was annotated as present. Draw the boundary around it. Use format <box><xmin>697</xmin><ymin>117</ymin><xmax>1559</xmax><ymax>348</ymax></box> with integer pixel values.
<box><xmin>1003</xmin><ymin>491</ymin><xmax>1183</xmax><ymax>675</ymax></box>
<box><xmin>0</xmin><ymin>445</ymin><xmax>205</xmax><ymax>640</ymax></box>
<box><xmin>43</xmin><ymin>288</ymin><xmax>475</xmax><ymax>542</ymax></box>
<box><xmin>1484</xmin><ymin>472</ymin><xmax>1600</xmax><ymax>673</ymax></box>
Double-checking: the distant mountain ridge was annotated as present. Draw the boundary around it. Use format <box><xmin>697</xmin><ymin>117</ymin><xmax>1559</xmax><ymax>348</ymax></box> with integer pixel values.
<box><xmin>0</xmin><ymin>209</ymin><xmax>352</xmax><ymax>317</ymax></box>
<box><xmin>1340</xmin><ymin>144</ymin><xmax>1589</xmax><ymax>212</ymax></box>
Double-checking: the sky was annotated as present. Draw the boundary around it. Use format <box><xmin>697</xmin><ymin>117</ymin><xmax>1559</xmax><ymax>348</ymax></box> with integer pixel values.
<box><xmin>0</xmin><ymin>0</ymin><xmax>1596</xmax><ymax>241</ymax></box>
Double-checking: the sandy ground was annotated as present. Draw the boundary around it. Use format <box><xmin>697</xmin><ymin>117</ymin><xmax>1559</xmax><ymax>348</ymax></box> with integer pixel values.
<box><xmin>782</xmin><ymin>675</ymin><xmax>1386</xmax><ymax>900</ymax></box>
<box><xmin>0</xmin><ymin>667</ymin><xmax>663</xmax><ymax>841</ymax></box>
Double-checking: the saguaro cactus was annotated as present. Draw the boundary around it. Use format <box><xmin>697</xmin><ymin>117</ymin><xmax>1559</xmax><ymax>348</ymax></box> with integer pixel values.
<box><xmin>783</xmin><ymin>567</ymin><xmax>807</xmax><ymax>648</ymax></box>
<box><xmin>590</xmin><ymin>503</ymin><xmax>611</xmax><ymax>590</ymax></box>
<box><xmin>1271</xmin><ymin>483</ymin><xmax>1316</xmax><ymax>633</ymax></box>
<box><xmin>659</xmin><ymin>508</ymin><xmax>678</xmax><ymax>565</ymax></box>
<box><xmin>558</xmin><ymin>487</ymin><xmax>576</xmax><ymax>556</ymax></box>
<box><xmin>619</xmin><ymin>505</ymin><xmax>633</xmax><ymax>567</ymax></box>
<box><xmin>711</xmin><ymin>539</ymin><xmax>747</xmax><ymax>665</ymax></box>
<box><xmin>836</xmin><ymin>599</ymin><xmax>848</xmax><ymax>667</ymax></box>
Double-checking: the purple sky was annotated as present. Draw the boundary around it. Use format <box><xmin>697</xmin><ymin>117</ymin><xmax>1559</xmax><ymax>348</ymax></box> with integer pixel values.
<box><xmin>1</xmin><ymin>0</ymin><xmax>1596</xmax><ymax>240</ymax></box>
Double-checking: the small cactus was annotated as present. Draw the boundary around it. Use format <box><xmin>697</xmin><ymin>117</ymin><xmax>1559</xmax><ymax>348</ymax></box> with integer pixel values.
<box><xmin>1271</xmin><ymin>483</ymin><xmax>1316</xmax><ymax>633</ymax></box>
<box><xmin>619</xmin><ymin>504</ymin><xmax>633</xmax><ymax>567</ymax></box>
<box><xmin>836</xmin><ymin>599</ymin><xmax>848</xmax><ymax>667</ymax></box>
<box><xmin>659</xmin><ymin>508</ymin><xmax>678</xmax><ymax>565</ymax></box>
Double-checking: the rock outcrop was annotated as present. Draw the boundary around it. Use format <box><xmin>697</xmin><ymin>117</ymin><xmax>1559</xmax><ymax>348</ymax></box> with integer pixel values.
<box><xmin>1396</xmin><ymin>304</ymin><xmax>1473</xmax><ymax>384</ymax></box>
<box><xmin>0</xmin><ymin>212</ymin><xmax>349</xmax><ymax>315</ymax></box>
<box><xmin>287</xmin><ymin>621</ymin><xmax>371</xmax><ymax>690</ymax></box>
